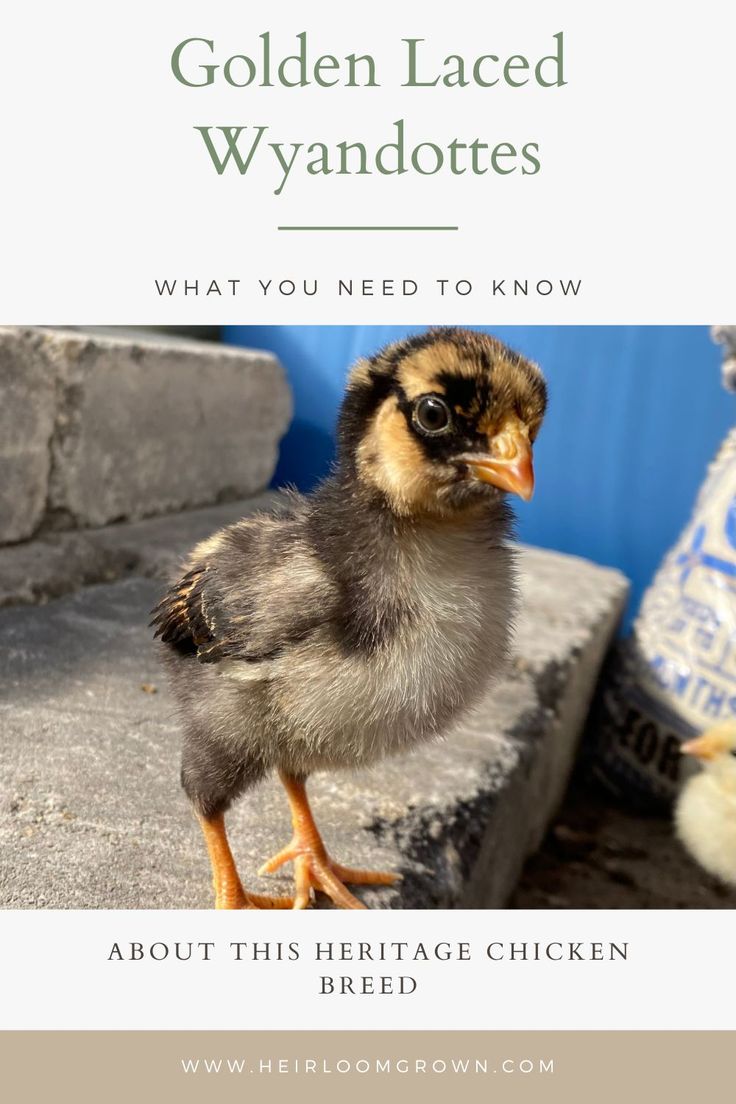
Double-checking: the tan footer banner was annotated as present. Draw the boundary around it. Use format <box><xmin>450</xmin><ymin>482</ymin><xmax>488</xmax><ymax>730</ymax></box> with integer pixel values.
<box><xmin>1</xmin><ymin>1031</ymin><xmax>730</xmax><ymax>1103</ymax></box>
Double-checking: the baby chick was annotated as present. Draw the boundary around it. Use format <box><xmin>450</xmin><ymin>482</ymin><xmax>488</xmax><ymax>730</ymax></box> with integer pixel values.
<box><xmin>675</xmin><ymin>722</ymin><xmax>736</xmax><ymax>886</ymax></box>
<box><xmin>152</xmin><ymin>328</ymin><xmax>547</xmax><ymax>909</ymax></box>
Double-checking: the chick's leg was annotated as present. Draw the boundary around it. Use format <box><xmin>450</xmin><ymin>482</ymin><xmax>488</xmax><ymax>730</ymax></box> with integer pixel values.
<box><xmin>198</xmin><ymin>812</ymin><xmax>293</xmax><ymax>910</ymax></box>
<box><xmin>259</xmin><ymin>773</ymin><xmax>398</xmax><ymax>910</ymax></box>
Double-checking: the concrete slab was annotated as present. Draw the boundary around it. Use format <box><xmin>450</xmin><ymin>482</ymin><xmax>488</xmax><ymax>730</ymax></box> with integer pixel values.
<box><xmin>0</xmin><ymin>495</ymin><xmax>279</xmax><ymax>608</ymax></box>
<box><xmin>0</xmin><ymin>547</ymin><xmax>628</xmax><ymax>909</ymax></box>
<box><xmin>0</xmin><ymin>330</ymin><xmax>56</xmax><ymax>542</ymax></box>
<box><xmin>0</xmin><ymin>327</ymin><xmax>291</xmax><ymax>538</ymax></box>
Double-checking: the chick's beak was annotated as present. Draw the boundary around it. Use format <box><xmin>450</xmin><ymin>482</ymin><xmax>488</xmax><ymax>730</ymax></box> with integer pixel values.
<box><xmin>680</xmin><ymin>733</ymin><xmax>721</xmax><ymax>762</ymax></box>
<box><xmin>462</xmin><ymin>421</ymin><xmax>535</xmax><ymax>502</ymax></box>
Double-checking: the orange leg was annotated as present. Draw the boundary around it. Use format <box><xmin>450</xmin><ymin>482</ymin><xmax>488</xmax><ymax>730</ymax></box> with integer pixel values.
<box><xmin>198</xmin><ymin>812</ymin><xmax>293</xmax><ymax>910</ymax></box>
<box><xmin>258</xmin><ymin>773</ymin><xmax>399</xmax><ymax>910</ymax></box>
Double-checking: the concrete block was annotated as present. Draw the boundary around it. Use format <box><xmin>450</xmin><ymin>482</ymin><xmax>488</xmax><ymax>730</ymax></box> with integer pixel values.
<box><xmin>0</xmin><ymin>494</ymin><xmax>279</xmax><ymax>608</ymax></box>
<box><xmin>0</xmin><ymin>327</ymin><xmax>291</xmax><ymax>538</ymax></box>
<box><xmin>0</xmin><ymin>544</ymin><xmax>628</xmax><ymax>909</ymax></box>
<box><xmin>0</xmin><ymin>330</ymin><xmax>56</xmax><ymax>542</ymax></box>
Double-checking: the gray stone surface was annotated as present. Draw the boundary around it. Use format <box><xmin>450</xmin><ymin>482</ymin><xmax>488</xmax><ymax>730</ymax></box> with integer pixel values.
<box><xmin>0</xmin><ymin>331</ymin><xmax>56</xmax><ymax>542</ymax></box>
<box><xmin>0</xmin><ymin>542</ymin><xmax>628</xmax><ymax>909</ymax></box>
<box><xmin>0</xmin><ymin>327</ymin><xmax>291</xmax><ymax>539</ymax></box>
<box><xmin>0</xmin><ymin>494</ymin><xmax>279</xmax><ymax>608</ymax></box>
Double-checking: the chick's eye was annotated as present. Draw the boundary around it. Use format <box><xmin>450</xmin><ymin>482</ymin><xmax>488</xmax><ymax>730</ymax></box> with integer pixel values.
<box><xmin>413</xmin><ymin>395</ymin><xmax>451</xmax><ymax>435</ymax></box>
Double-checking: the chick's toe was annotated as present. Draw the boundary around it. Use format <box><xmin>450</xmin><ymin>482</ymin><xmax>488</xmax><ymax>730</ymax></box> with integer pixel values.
<box><xmin>259</xmin><ymin>773</ymin><xmax>398</xmax><ymax>910</ymax></box>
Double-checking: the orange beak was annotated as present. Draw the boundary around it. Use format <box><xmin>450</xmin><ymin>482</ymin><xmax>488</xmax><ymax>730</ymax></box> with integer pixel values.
<box><xmin>680</xmin><ymin>727</ymin><xmax>732</xmax><ymax>762</ymax></box>
<box><xmin>460</xmin><ymin>420</ymin><xmax>535</xmax><ymax>502</ymax></box>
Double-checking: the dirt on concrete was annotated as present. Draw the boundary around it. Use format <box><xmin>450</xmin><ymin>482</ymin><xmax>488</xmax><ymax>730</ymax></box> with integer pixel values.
<box><xmin>510</xmin><ymin>772</ymin><xmax>736</xmax><ymax>909</ymax></box>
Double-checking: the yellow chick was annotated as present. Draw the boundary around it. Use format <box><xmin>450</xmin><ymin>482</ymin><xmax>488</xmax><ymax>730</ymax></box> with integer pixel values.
<box><xmin>675</xmin><ymin>722</ymin><xmax>736</xmax><ymax>886</ymax></box>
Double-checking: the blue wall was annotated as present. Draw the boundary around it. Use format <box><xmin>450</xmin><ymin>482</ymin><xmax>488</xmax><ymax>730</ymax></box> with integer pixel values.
<box><xmin>225</xmin><ymin>326</ymin><xmax>733</xmax><ymax>622</ymax></box>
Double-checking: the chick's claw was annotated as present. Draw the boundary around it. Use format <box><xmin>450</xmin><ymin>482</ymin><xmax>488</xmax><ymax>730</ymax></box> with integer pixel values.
<box><xmin>330</xmin><ymin>862</ymin><xmax>399</xmax><ymax>888</ymax></box>
<box><xmin>259</xmin><ymin>839</ymin><xmax>399</xmax><ymax>910</ymax></box>
<box><xmin>240</xmin><ymin>892</ymin><xmax>296</xmax><ymax>910</ymax></box>
<box><xmin>211</xmin><ymin>874</ymin><xmax>294</xmax><ymax>910</ymax></box>
<box><xmin>215</xmin><ymin>888</ymin><xmax>295</xmax><ymax>910</ymax></box>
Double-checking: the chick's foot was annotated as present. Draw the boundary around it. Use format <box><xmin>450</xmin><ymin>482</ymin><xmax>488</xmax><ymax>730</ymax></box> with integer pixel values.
<box><xmin>215</xmin><ymin>881</ymin><xmax>295</xmax><ymax>910</ymax></box>
<box><xmin>260</xmin><ymin>773</ymin><xmax>399</xmax><ymax>910</ymax></box>
<box><xmin>259</xmin><ymin>840</ymin><xmax>398</xmax><ymax>910</ymax></box>
<box><xmin>199</xmin><ymin>812</ymin><xmax>293</xmax><ymax>910</ymax></box>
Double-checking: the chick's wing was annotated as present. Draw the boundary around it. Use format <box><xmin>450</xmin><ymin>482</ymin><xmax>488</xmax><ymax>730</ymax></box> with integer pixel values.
<box><xmin>151</xmin><ymin>515</ymin><xmax>336</xmax><ymax>667</ymax></box>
